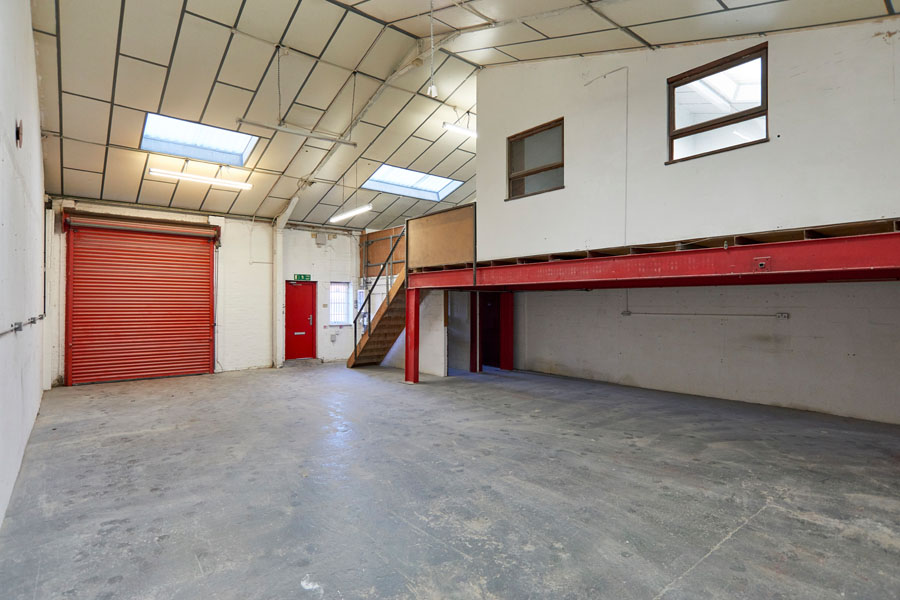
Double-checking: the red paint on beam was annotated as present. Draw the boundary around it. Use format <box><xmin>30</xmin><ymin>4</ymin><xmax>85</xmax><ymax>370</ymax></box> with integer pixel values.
<box><xmin>405</xmin><ymin>287</ymin><xmax>420</xmax><ymax>383</ymax></box>
<box><xmin>408</xmin><ymin>233</ymin><xmax>900</xmax><ymax>291</ymax></box>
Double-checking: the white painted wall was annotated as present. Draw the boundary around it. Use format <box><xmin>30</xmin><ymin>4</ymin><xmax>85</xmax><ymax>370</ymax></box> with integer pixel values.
<box><xmin>0</xmin><ymin>0</ymin><xmax>46</xmax><ymax>524</ymax></box>
<box><xmin>476</xmin><ymin>19</ymin><xmax>900</xmax><ymax>260</ymax></box>
<box><xmin>214</xmin><ymin>218</ymin><xmax>274</xmax><ymax>371</ymax></box>
<box><xmin>282</xmin><ymin>228</ymin><xmax>360</xmax><ymax>362</ymax></box>
<box><xmin>515</xmin><ymin>282</ymin><xmax>900</xmax><ymax>424</ymax></box>
<box><xmin>383</xmin><ymin>290</ymin><xmax>448</xmax><ymax>377</ymax></box>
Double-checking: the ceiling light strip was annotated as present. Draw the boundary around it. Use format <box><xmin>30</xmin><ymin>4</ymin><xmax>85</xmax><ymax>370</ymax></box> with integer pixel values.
<box><xmin>329</xmin><ymin>204</ymin><xmax>373</xmax><ymax>223</ymax></box>
<box><xmin>148</xmin><ymin>168</ymin><xmax>253</xmax><ymax>190</ymax></box>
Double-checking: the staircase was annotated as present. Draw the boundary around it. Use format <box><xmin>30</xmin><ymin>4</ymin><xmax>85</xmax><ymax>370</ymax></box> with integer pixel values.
<box><xmin>347</xmin><ymin>270</ymin><xmax>406</xmax><ymax>367</ymax></box>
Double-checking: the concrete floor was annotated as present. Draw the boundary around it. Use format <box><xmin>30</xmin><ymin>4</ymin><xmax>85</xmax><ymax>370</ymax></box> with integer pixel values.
<box><xmin>0</xmin><ymin>364</ymin><xmax>898</xmax><ymax>600</ymax></box>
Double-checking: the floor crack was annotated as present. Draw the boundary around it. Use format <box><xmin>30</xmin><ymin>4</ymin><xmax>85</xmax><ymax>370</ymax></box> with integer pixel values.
<box><xmin>651</xmin><ymin>502</ymin><xmax>770</xmax><ymax>600</ymax></box>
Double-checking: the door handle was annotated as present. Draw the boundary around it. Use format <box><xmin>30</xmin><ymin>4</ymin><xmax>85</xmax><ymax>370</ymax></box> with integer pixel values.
<box><xmin>308</xmin><ymin>315</ymin><xmax>313</xmax><ymax>325</ymax></box>
<box><xmin>294</xmin><ymin>332</ymin><xmax>305</xmax><ymax>335</ymax></box>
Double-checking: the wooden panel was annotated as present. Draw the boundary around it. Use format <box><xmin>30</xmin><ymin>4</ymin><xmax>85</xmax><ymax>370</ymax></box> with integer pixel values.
<box><xmin>360</xmin><ymin>225</ymin><xmax>405</xmax><ymax>277</ymax></box>
<box><xmin>407</xmin><ymin>204</ymin><xmax>475</xmax><ymax>270</ymax></box>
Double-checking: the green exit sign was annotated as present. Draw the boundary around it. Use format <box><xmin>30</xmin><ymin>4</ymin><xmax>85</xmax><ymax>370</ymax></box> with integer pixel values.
<box><xmin>293</xmin><ymin>274</ymin><xmax>311</xmax><ymax>281</ymax></box>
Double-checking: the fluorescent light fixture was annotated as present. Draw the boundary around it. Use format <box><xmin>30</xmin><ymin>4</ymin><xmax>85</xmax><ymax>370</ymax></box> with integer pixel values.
<box><xmin>329</xmin><ymin>204</ymin><xmax>373</xmax><ymax>223</ymax></box>
<box><xmin>237</xmin><ymin>118</ymin><xmax>357</xmax><ymax>147</ymax></box>
<box><xmin>442</xmin><ymin>122</ymin><xmax>477</xmax><ymax>138</ymax></box>
<box><xmin>148</xmin><ymin>168</ymin><xmax>252</xmax><ymax>190</ymax></box>
<box><xmin>361</xmin><ymin>164</ymin><xmax>463</xmax><ymax>202</ymax></box>
<box><xmin>141</xmin><ymin>113</ymin><xmax>258</xmax><ymax>166</ymax></box>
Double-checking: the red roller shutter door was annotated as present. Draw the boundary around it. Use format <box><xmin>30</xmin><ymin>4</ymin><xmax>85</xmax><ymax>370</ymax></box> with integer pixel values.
<box><xmin>65</xmin><ymin>216</ymin><xmax>216</xmax><ymax>385</ymax></box>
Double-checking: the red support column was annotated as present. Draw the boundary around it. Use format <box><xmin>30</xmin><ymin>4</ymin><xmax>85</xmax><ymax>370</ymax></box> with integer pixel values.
<box><xmin>469</xmin><ymin>291</ymin><xmax>479</xmax><ymax>372</ymax></box>
<box><xmin>499</xmin><ymin>292</ymin><xmax>514</xmax><ymax>371</ymax></box>
<box><xmin>405</xmin><ymin>287</ymin><xmax>420</xmax><ymax>383</ymax></box>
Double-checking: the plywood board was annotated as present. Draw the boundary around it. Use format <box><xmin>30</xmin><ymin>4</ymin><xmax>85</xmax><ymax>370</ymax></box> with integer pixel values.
<box><xmin>407</xmin><ymin>204</ymin><xmax>474</xmax><ymax>269</ymax></box>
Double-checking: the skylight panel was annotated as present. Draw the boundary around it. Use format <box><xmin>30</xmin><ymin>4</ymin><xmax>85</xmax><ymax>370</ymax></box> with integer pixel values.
<box><xmin>141</xmin><ymin>113</ymin><xmax>259</xmax><ymax>167</ymax></box>
<box><xmin>361</xmin><ymin>164</ymin><xmax>463</xmax><ymax>202</ymax></box>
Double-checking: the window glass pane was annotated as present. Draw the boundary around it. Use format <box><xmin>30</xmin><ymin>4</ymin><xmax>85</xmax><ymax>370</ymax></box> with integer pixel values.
<box><xmin>329</xmin><ymin>282</ymin><xmax>350</xmax><ymax>324</ymax></box>
<box><xmin>510</xmin><ymin>166</ymin><xmax>564</xmax><ymax>198</ymax></box>
<box><xmin>361</xmin><ymin>164</ymin><xmax>463</xmax><ymax>202</ymax></box>
<box><xmin>141</xmin><ymin>113</ymin><xmax>258</xmax><ymax>166</ymax></box>
<box><xmin>673</xmin><ymin>116</ymin><xmax>766</xmax><ymax>161</ymax></box>
<box><xmin>509</xmin><ymin>124</ymin><xmax>562</xmax><ymax>174</ymax></box>
<box><xmin>674</xmin><ymin>57</ymin><xmax>762</xmax><ymax>130</ymax></box>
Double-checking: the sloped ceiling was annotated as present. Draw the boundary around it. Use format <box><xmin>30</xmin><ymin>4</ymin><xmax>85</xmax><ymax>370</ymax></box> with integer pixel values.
<box><xmin>32</xmin><ymin>0</ymin><xmax>895</xmax><ymax>229</ymax></box>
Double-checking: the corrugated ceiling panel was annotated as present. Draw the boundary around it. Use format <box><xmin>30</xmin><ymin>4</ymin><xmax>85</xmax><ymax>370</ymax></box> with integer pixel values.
<box><xmin>244</xmin><ymin>51</ymin><xmax>316</xmax><ymax>124</ymax></box>
<box><xmin>392</xmin><ymin>14</ymin><xmax>455</xmax><ymax>38</ymax></box>
<box><xmin>186</xmin><ymin>0</ymin><xmax>243</xmax><ymax>26</ymax></box>
<box><xmin>295</xmin><ymin>63</ymin><xmax>352</xmax><ymax>110</ymax></box>
<box><xmin>443</xmin><ymin>22</ymin><xmax>543</xmax><ymax>53</ymax></box>
<box><xmin>62</xmin><ymin>139</ymin><xmax>106</xmax><ymax>173</ymax></box>
<box><xmin>120</xmin><ymin>0</ymin><xmax>182</xmax><ymax>65</ymax></box>
<box><xmin>31</xmin><ymin>0</ymin><xmax>56</xmax><ymax>32</ymax></box>
<box><xmin>255</xmin><ymin>131</ymin><xmax>304</xmax><ymax>172</ymax></box>
<box><xmin>594</xmin><ymin>0</ymin><xmax>722</xmax><ymax>27</ymax></box>
<box><xmin>114</xmin><ymin>56</ymin><xmax>166</xmax><ymax>113</ymax></box>
<box><xmin>269</xmin><ymin>176</ymin><xmax>300</xmax><ymax>199</ymax></box>
<box><xmin>42</xmin><ymin>136</ymin><xmax>62</xmax><ymax>195</ymax></box>
<box><xmin>384</xmin><ymin>136</ymin><xmax>431</xmax><ymax>168</ymax></box>
<box><xmin>102</xmin><ymin>147</ymin><xmax>147</xmax><ymax>202</ymax></box>
<box><xmin>138</xmin><ymin>180</ymin><xmax>177</xmax><ymax>206</ymax></box>
<box><xmin>61</xmin><ymin>93</ymin><xmax>110</xmax><ymax>144</ymax></box>
<box><xmin>33</xmin><ymin>32</ymin><xmax>59</xmax><ymax>133</ymax></box>
<box><xmin>160</xmin><ymin>14</ymin><xmax>231</xmax><ymax>121</ymax></box>
<box><xmin>63</xmin><ymin>168</ymin><xmax>102</xmax><ymax>198</ymax></box>
<box><xmin>470</xmin><ymin>0</ymin><xmax>582</xmax><ymax>21</ymax></box>
<box><xmin>229</xmin><ymin>171</ymin><xmax>280</xmax><ymax>214</ymax></box>
<box><xmin>359</xmin><ymin>86</ymin><xmax>413</xmax><ymax>127</ymax></box>
<box><xmin>218</xmin><ymin>34</ymin><xmax>274</xmax><ymax>91</ymax></box>
<box><xmin>201</xmin><ymin>189</ymin><xmax>239</xmax><ymax>212</ymax></box>
<box><xmin>500</xmin><ymin>29</ymin><xmax>640</xmax><ymax>61</ymax></box>
<box><xmin>632</xmin><ymin>0</ymin><xmax>888</xmax><ymax>45</ymax></box>
<box><xmin>237</xmin><ymin>0</ymin><xmax>298</xmax><ymax>43</ymax></box>
<box><xmin>284</xmin><ymin>145</ymin><xmax>329</xmax><ymax>178</ymax></box>
<box><xmin>283</xmin><ymin>0</ymin><xmax>345</xmax><ymax>57</ymax></box>
<box><xmin>525</xmin><ymin>4</ymin><xmax>613</xmax><ymax>36</ymax></box>
<box><xmin>321</xmin><ymin>12</ymin><xmax>383</xmax><ymax>70</ymax></box>
<box><xmin>363</xmin><ymin>94</ymin><xmax>440</xmax><ymax>160</ymax></box>
<box><xmin>109</xmin><ymin>105</ymin><xmax>146</xmax><ymax>148</ymax></box>
<box><xmin>202</xmin><ymin>83</ymin><xmax>254</xmax><ymax>130</ymax></box>
<box><xmin>357</xmin><ymin>28</ymin><xmax>416</xmax><ymax>80</ymax></box>
<box><xmin>59</xmin><ymin>0</ymin><xmax>120</xmax><ymax>100</ymax></box>
<box><xmin>255</xmin><ymin>196</ymin><xmax>289</xmax><ymax>218</ymax></box>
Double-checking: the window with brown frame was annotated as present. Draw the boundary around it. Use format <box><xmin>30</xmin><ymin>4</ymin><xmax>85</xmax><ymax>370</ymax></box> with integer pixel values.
<box><xmin>667</xmin><ymin>42</ymin><xmax>768</xmax><ymax>164</ymax></box>
<box><xmin>507</xmin><ymin>118</ymin><xmax>564</xmax><ymax>200</ymax></box>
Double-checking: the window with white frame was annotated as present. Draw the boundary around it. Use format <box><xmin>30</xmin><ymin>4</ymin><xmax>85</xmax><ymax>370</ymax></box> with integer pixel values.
<box><xmin>329</xmin><ymin>282</ymin><xmax>351</xmax><ymax>324</ymax></box>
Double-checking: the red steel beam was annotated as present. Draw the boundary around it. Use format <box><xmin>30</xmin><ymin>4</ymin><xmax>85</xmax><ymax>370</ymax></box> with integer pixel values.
<box><xmin>404</xmin><ymin>287</ymin><xmax>420</xmax><ymax>383</ymax></box>
<box><xmin>408</xmin><ymin>233</ymin><xmax>900</xmax><ymax>291</ymax></box>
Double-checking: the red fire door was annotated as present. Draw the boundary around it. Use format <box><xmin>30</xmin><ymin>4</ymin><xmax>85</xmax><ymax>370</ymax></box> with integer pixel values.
<box><xmin>285</xmin><ymin>281</ymin><xmax>316</xmax><ymax>359</ymax></box>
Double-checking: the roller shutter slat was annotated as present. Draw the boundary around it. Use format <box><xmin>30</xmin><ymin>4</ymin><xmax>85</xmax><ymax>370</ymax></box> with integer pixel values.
<box><xmin>67</xmin><ymin>225</ymin><xmax>214</xmax><ymax>385</ymax></box>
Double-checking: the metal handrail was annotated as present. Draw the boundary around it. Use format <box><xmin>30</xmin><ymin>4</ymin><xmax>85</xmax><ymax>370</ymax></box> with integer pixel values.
<box><xmin>354</xmin><ymin>227</ymin><xmax>406</xmax><ymax>359</ymax></box>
